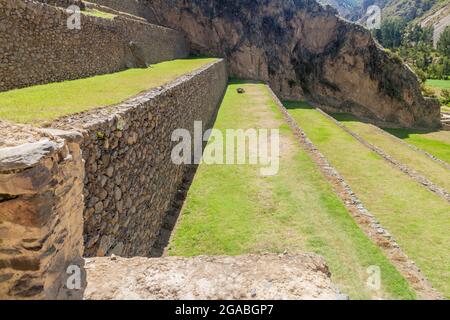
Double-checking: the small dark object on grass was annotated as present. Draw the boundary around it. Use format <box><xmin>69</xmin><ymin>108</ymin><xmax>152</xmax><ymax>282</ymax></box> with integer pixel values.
<box><xmin>237</xmin><ymin>88</ymin><xmax>245</xmax><ymax>94</ymax></box>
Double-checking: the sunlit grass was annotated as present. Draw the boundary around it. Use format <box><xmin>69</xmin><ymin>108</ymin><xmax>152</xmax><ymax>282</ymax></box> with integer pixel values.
<box><xmin>169</xmin><ymin>83</ymin><xmax>415</xmax><ymax>300</ymax></box>
<box><xmin>286</xmin><ymin>102</ymin><xmax>450</xmax><ymax>299</ymax></box>
<box><xmin>82</xmin><ymin>8</ymin><xmax>116</xmax><ymax>19</ymax></box>
<box><xmin>383</xmin><ymin>127</ymin><xmax>450</xmax><ymax>164</ymax></box>
<box><xmin>0</xmin><ymin>58</ymin><xmax>217</xmax><ymax>125</ymax></box>
<box><xmin>333</xmin><ymin>113</ymin><xmax>450</xmax><ymax>191</ymax></box>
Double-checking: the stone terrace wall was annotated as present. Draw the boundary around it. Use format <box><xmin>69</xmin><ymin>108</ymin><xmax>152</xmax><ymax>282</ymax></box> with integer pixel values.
<box><xmin>0</xmin><ymin>0</ymin><xmax>188</xmax><ymax>92</ymax></box>
<box><xmin>54</xmin><ymin>60</ymin><xmax>228</xmax><ymax>258</ymax></box>
<box><xmin>35</xmin><ymin>0</ymin><xmax>84</xmax><ymax>8</ymax></box>
<box><xmin>0</xmin><ymin>127</ymin><xmax>86</xmax><ymax>299</ymax></box>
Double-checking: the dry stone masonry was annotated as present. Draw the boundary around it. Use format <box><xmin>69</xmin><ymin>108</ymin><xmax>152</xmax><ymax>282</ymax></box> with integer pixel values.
<box><xmin>34</xmin><ymin>0</ymin><xmax>84</xmax><ymax>8</ymax></box>
<box><xmin>0</xmin><ymin>125</ymin><xmax>86</xmax><ymax>299</ymax></box>
<box><xmin>1</xmin><ymin>0</ymin><xmax>446</xmax><ymax>301</ymax></box>
<box><xmin>0</xmin><ymin>59</ymin><xmax>227</xmax><ymax>299</ymax></box>
<box><xmin>0</xmin><ymin>0</ymin><xmax>188</xmax><ymax>91</ymax></box>
<box><xmin>54</xmin><ymin>60</ymin><xmax>228</xmax><ymax>258</ymax></box>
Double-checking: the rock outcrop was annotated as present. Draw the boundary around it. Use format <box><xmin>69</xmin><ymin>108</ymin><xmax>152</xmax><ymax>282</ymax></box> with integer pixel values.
<box><xmin>0</xmin><ymin>123</ymin><xmax>86</xmax><ymax>300</ymax></box>
<box><xmin>141</xmin><ymin>0</ymin><xmax>440</xmax><ymax>129</ymax></box>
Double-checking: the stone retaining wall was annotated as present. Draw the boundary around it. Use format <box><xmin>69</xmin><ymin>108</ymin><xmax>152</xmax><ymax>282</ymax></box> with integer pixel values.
<box><xmin>0</xmin><ymin>128</ymin><xmax>86</xmax><ymax>300</ymax></box>
<box><xmin>35</xmin><ymin>0</ymin><xmax>84</xmax><ymax>8</ymax></box>
<box><xmin>55</xmin><ymin>59</ymin><xmax>228</xmax><ymax>258</ymax></box>
<box><xmin>0</xmin><ymin>0</ymin><xmax>188</xmax><ymax>92</ymax></box>
<box><xmin>0</xmin><ymin>60</ymin><xmax>228</xmax><ymax>298</ymax></box>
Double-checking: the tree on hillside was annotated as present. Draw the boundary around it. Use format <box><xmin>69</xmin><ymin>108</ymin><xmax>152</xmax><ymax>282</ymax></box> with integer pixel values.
<box><xmin>437</xmin><ymin>26</ymin><xmax>450</xmax><ymax>58</ymax></box>
<box><xmin>379</xmin><ymin>17</ymin><xmax>407</xmax><ymax>49</ymax></box>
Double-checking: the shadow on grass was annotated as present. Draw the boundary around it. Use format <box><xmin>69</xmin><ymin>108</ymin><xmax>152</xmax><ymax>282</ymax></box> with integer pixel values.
<box><xmin>331</xmin><ymin>113</ymin><xmax>441</xmax><ymax>139</ymax></box>
<box><xmin>228</xmin><ymin>78</ymin><xmax>263</xmax><ymax>85</ymax></box>
<box><xmin>325</xmin><ymin>111</ymin><xmax>442</xmax><ymax>140</ymax></box>
<box><xmin>382</xmin><ymin>127</ymin><xmax>440</xmax><ymax>139</ymax></box>
<box><xmin>282</xmin><ymin>100</ymin><xmax>314</xmax><ymax>110</ymax></box>
<box><xmin>282</xmin><ymin>102</ymin><xmax>442</xmax><ymax>141</ymax></box>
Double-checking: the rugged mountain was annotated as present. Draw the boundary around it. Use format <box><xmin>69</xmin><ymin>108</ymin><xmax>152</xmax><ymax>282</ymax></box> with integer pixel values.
<box><xmin>142</xmin><ymin>0</ymin><xmax>439</xmax><ymax>128</ymax></box>
<box><xmin>354</xmin><ymin>0</ymin><xmax>450</xmax><ymax>48</ymax></box>
<box><xmin>418</xmin><ymin>1</ymin><xmax>450</xmax><ymax>46</ymax></box>
<box><xmin>353</xmin><ymin>0</ymin><xmax>449</xmax><ymax>23</ymax></box>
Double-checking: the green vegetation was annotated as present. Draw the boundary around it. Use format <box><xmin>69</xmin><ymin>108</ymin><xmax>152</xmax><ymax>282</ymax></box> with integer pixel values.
<box><xmin>381</xmin><ymin>0</ymin><xmax>440</xmax><ymax>23</ymax></box>
<box><xmin>425</xmin><ymin>79</ymin><xmax>450</xmax><ymax>106</ymax></box>
<box><xmin>437</xmin><ymin>25</ymin><xmax>450</xmax><ymax>57</ymax></box>
<box><xmin>383</xmin><ymin>127</ymin><xmax>450</xmax><ymax>163</ymax></box>
<box><xmin>82</xmin><ymin>8</ymin><xmax>116</xmax><ymax>20</ymax></box>
<box><xmin>427</xmin><ymin>79</ymin><xmax>450</xmax><ymax>89</ymax></box>
<box><xmin>169</xmin><ymin>83</ymin><xmax>415</xmax><ymax>300</ymax></box>
<box><xmin>0</xmin><ymin>58</ymin><xmax>216</xmax><ymax>125</ymax></box>
<box><xmin>333</xmin><ymin>113</ymin><xmax>450</xmax><ymax>191</ymax></box>
<box><xmin>373</xmin><ymin>11</ymin><xmax>449</xmax><ymax>82</ymax></box>
<box><xmin>285</xmin><ymin>101</ymin><xmax>450</xmax><ymax>299</ymax></box>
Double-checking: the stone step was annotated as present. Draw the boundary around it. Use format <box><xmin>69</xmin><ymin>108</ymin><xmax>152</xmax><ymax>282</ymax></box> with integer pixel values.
<box><xmin>84</xmin><ymin>254</ymin><xmax>347</xmax><ymax>300</ymax></box>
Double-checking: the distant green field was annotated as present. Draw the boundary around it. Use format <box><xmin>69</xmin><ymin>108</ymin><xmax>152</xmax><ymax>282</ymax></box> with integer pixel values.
<box><xmin>0</xmin><ymin>58</ymin><xmax>216</xmax><ymax>125</ymax></box>
<box><xmin>426</xmin><ymin>79</ymin><xmax>450</xmax><ymax>89</ymax></box>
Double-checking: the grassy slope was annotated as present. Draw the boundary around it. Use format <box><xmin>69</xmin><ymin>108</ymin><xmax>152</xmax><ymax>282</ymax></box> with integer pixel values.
<box><xmin>0</xmin><ymin>58</ymin><xmax>216</xmax><ymax>125</ymax></box>
<box><xmin>333</xmin><ymin>113</ymin><xmax>450</xmax><ymax>192</ymax></box>
<box><xmin>82</xmin><ymin>8</ymin><xmax>117</xmax><ymax>19</ymax></box>
<box><xmin>383</xmin><ymin>127</ymin><xmax>450</xmax><ymax>164</ymax></box>
<box><xmin>285</xmin><ymin>102</ymin><xmax>450</xmax><ymax>298</ymax></box>
<box><xmin>169</xmin><ymin>83</ymin><xmax>414</xmax><ymax>300</ymax></box>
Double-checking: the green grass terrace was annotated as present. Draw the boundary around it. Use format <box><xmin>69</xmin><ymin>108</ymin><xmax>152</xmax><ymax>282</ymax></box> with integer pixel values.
<box><xmin>169</xmin><ymin>82</ymin><xmax>415</xmax><ymax>300</ymax></box>
<box><xmin>0</xmin><ymin>58</ymin><xmax>217</xmax><ymax>125</ymax></box>
<box><xmin>333</xmin><ymin>113</ymin><xmax>450</xmax><ymax>191</ymax></box>
<box><xmin>383</xmin><ymin>127</ymin><xmax>450</xmax><ymax>164</ymax></box>
<box><xmin>285</xmin><ymin>102</ymin><xmax>450</xmax><ymax>299</ymax></box>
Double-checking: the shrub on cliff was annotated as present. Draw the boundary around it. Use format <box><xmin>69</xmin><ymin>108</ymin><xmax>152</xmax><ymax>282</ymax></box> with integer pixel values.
<box><xmin>440</xmin><ymin>89</ymin><xmax>450</xmax><ymax>106</ymax></box>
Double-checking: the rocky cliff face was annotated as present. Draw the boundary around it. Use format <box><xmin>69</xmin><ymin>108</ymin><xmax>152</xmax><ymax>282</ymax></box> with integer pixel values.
<box><xmin>143</xmin><ymin>0</ymin><xmax>440</xmax><ymax>128</ymax></box>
